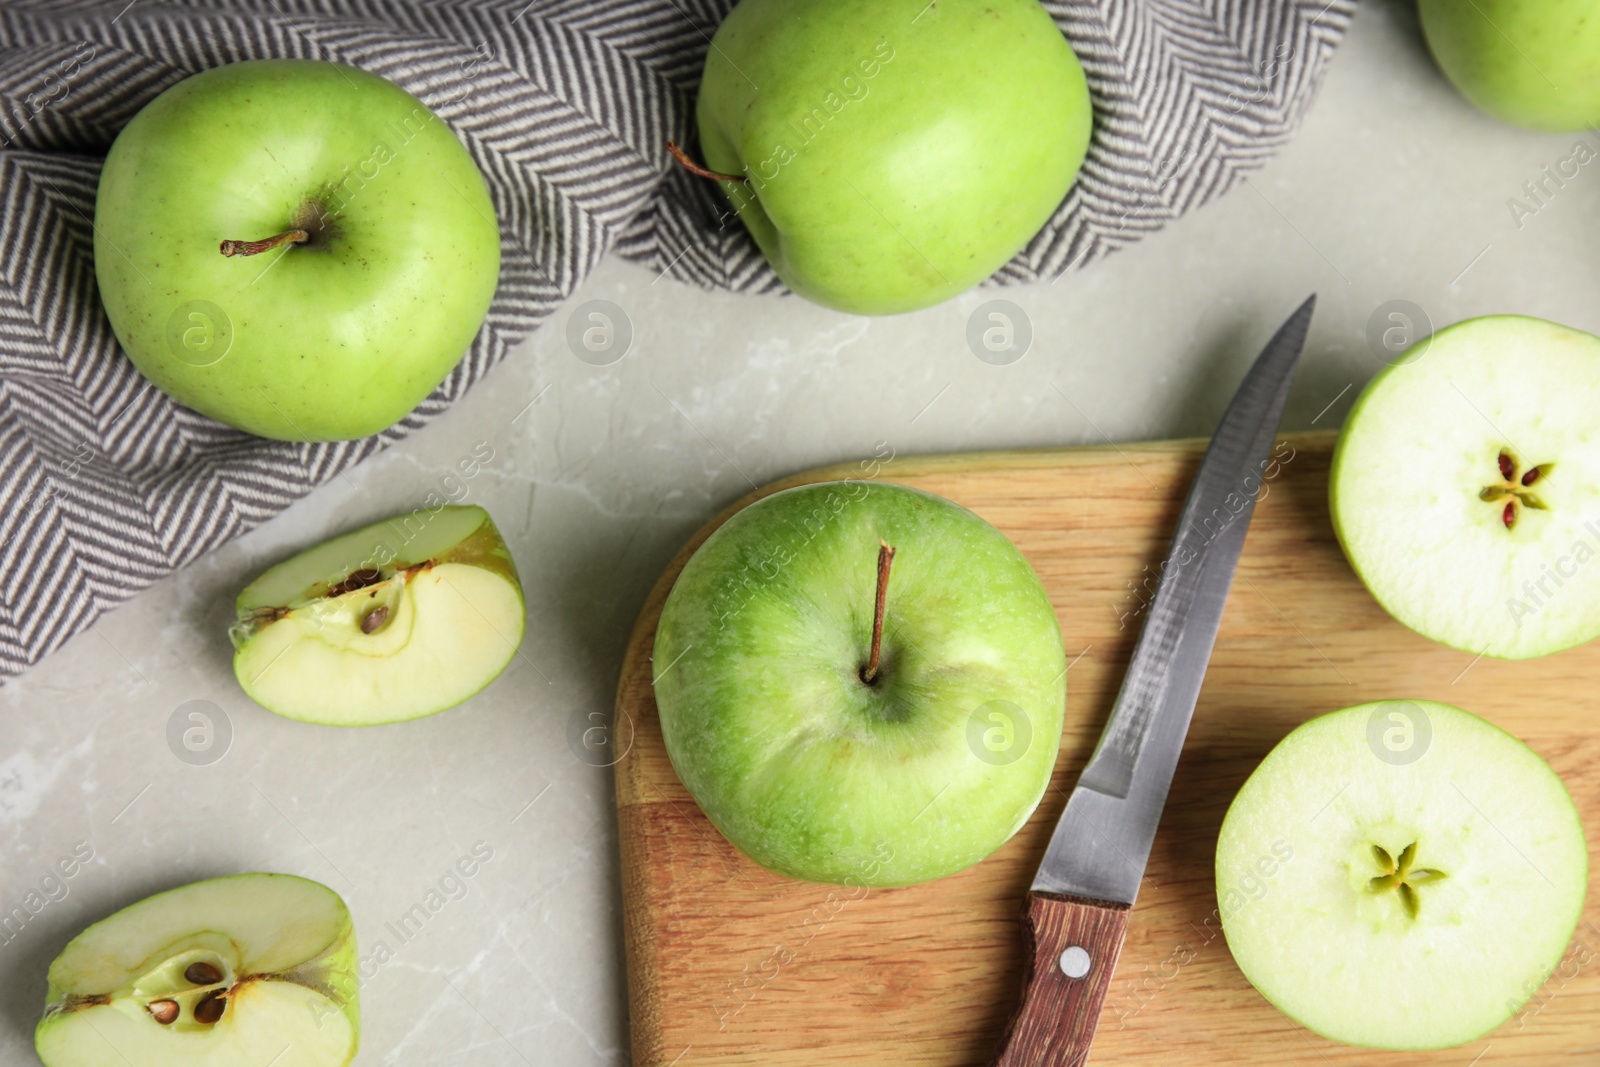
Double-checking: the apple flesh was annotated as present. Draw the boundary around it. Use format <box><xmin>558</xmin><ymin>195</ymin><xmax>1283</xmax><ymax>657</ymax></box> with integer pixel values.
<box><xmin>232</xmin><ymin>505</ymin><xmax>525</xmax><ymax>725</ymax></box>
<box><xmin>1217</xmin><ymin>700</ymin><xmax>1586</xmax><ymax>1049</ymax></box>
<box><xmin>653</xmin><ymin>481</ymin><xmax>1068</xmax><ymax>886</ymax></box>
<box><xmin>695</xmin><ymin>0</ymin><xmax>1092</xmax><ymax>314</ymax></box>
<box><xmin>1420</xmin><ymin>0</ymin><xmax>1600</xmax><ymax>131</ymax></box>
<box><xmin>1330</xmin><ymin>314</ymin><xmax>1600</xmax><ymax>659</ymax></box>
<box><xmin>94</xmin><ymin>59</ymin><xmax>500</xmax><ymax>440</ymax></box>
<box><xmin>35</xmin><ymin>873</ymin><xmax>359</xmax><ymax>1067</ymax></box>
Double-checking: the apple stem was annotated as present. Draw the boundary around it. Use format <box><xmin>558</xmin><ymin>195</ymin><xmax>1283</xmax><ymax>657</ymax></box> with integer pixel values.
<box><xmin>219</xmin><ymin>229</ymin><xmax>311</xmax><ymax>258</ymax></box>
<box><xmin>862</xmin><ymin>540</ymin><xmax>896</xmax><ymax>684</ymax></box>
<box><xmin>666</xmin><ymin>141</ymin><xmax>749</xmax><ymax>183</ymax></box>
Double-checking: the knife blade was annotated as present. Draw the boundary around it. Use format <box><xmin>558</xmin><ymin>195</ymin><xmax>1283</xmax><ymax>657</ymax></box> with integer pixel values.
<box><xmin>992</xmin><ymin>294</ymin><xmax>1315</xmax><ymax>1067</ymax></box>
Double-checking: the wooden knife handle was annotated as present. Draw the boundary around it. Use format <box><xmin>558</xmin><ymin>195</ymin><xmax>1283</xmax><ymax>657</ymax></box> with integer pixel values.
<box><xmin>991</xmin><ymin>891</ymin><xmax>1132</xmax><ymax>1067</ymax></box>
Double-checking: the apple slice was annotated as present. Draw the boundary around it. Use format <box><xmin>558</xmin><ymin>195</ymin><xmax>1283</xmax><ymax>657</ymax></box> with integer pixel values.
<box><xmin>1217</xmin><ymin>700</ymin><xmax>1587</xmax><ymax>1049</ymax></box>
<box><xmin>232</xmin><ymin>505</ymin><xmax>524</xmax><ymax>725</ymax></box>
<box><xmin>35</xmin><ymin>873</ymin><xmax>358</xmax><ymax>1067</ymax></box>
<box><xmin>1331</xmin><ymin>314</ymin><xmax>1600</xmax><ymax>658</ymax></box>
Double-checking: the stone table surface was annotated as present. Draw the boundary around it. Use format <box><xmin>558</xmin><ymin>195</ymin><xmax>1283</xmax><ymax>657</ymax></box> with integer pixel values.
<box><xmin>4</xmin><ymin>2</ymin><xmax>1599</xmax><ymax>1063</ymax></box>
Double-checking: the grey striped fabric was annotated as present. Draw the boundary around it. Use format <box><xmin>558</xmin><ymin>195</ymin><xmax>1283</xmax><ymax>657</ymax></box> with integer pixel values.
<box><xmin>0</xmin><ymin>0</ymin><xmax>1354</xmax><ymax>680</ymax></box>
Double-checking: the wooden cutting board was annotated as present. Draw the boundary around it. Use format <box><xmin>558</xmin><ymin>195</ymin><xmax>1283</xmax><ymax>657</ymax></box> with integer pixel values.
<box><xmin>611</xmin><ymin>431</ymin><xmax>1600</xmax><ymax>1067</ymax></box>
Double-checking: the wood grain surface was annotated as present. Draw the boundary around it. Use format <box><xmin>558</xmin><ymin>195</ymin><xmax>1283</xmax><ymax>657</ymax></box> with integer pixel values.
<box><xmin>612</xmin><ymin>432</ymin><xmax>1600</xmax><ymax>1067</ymax></box>
<box><xmin>991</xmin><ymin>892</ymin><xmax>1130</xmax><ymax>1067</ymax></box>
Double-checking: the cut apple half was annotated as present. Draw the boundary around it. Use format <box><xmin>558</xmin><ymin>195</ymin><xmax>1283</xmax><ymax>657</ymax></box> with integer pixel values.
<box><xmin>1217</xmin><ymin>700</ymin><xmax>1587</xmax><ymax>1049</ymax></box>
<box><xmin>232</xmin><ymin>505</ymin><xmax>525</xmax><ymax>725</ymax></box>
<box><xmin>1331</xmin><ymin>315</ymin><xmax>1600</xmax><ymax>658</ymax></box>
<box><xmin>35</xmin><ymin>873</ymin><xmax>359</xmax><ymax>1067</ymax></box>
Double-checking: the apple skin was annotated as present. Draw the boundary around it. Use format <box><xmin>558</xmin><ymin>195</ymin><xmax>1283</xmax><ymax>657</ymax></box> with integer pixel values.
<box><xmin>94</xmin><ymin>59</ymin><xmax>500</xmax><ymax>440</ymax></box>
<box><xmin>653</xmin><ymin>481</ymin><xmax>1068</xmax><ymax>886</ymax></box>
<box><xmin>1419</xmin><ymin>0</ymin><xmax>1600</xmax><ymax>131</ymax></box>
<box><xmin>696</xmin><ymin>0</ymin><xmax>1092</xmax><ymax>315</ymax></box>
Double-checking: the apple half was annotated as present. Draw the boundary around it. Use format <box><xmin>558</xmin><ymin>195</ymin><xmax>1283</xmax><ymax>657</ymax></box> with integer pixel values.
<box><xmin>35</xmin><ymin>873</ymin><xmax>358</xmax><ymax>1067</ymax></box>
<box><xmin>232</xmin><ymin>505</ymin><xmax>524</xmax><ymax>725</ymax></box>
<box><xmin>1331</xmin><ymin>314</ymin><xmax>1600</xmax><ymax>658</ymax></box>
<box><xmin>1217</xmin><ymin>700</ymin><xmax>1586</xmax><ymax>1049</ymax></box>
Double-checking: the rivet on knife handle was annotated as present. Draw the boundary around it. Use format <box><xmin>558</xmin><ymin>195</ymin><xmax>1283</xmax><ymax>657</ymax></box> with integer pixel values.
<box><xmin>992</xmin><ymin>892</ymin><xmax>1131</xmax><ymax>1067</ymax></box>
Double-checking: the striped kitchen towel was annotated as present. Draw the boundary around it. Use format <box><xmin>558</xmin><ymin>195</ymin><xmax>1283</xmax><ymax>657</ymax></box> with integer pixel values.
<box><xmin>0</xmin><ymin>0</ymin><xmax>1355</xmax><ymax>679</ymax></box>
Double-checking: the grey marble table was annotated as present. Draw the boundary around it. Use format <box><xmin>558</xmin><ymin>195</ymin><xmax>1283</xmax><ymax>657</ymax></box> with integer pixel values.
<box><xmin>4</xmin><ymin>2</ymin><xmax>1598</xmax><ymax>1063</ymax></box>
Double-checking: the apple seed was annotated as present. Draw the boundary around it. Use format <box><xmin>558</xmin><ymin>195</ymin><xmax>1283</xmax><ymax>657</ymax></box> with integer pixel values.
<box><xmin>192</xmin><ymin>991</ymin><xmax>227</xmax><ymax>1025</ymax></box>
<box><xmin>1498</xmin><ymin>451</ymin><xmax>1514</xmax><ymax>480</ymax></box>
<box><xmin>360</xmin><ymin>605</ymin><xmax>390</xmax><ymax>634</ymax></box>
<box><xmin>184</xmin><ymin>961</ymin><xmax>223</xmax><ymax>986</ymax></box>
<box><xmin>147</xmin><ymin>999</ymin><xmax>180</xmax><ymax>1025</ymax></box>
<box><xmin>1503</xmin><ymin>501</ymin><xmax>1516</xmax><ymax>529</ymax></box>
<box><xmin>327</xmin><ymin>567</ymin><xmax>384</xmax><ymax>597</ymax></box>
<box><xmin>1522</xmin><ymin>465</ymin><xmax>1542</xmax><ymax>486</ymax></box>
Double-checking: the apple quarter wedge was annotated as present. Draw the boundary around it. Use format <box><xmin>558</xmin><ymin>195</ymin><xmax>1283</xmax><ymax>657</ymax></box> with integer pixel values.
<box><xmin>35</xmin><ymin>873</ymin><xmax>358</xmax><ymax>1067</ymax></box>
<box><xmin>231</xmin><ymin>505</ymin><xmax>525</xmax><ymax>725</ymax></box>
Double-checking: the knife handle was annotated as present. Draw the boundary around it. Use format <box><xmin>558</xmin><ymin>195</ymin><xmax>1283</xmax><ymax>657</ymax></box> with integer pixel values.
<box><xmin>992</xmin><ymin>891</ymin><xmax>1131</xmax><ymax>1067</ymax></box>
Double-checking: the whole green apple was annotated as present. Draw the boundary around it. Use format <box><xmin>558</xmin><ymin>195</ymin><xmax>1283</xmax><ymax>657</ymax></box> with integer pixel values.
<box><xmin>94</xmin><ymin>59</ymin><xmax>500</xmax><ymax>441</ymax></box>
<box><xmin>694</xmin><ymin>0</ymin><xmax>1092</xmax><ymax>315</ymax></box>
<box><xmin>1218</xmin><ymin>700</ymin><xmax>1586</xmax><ymax>1049</ymax></box>
<box><xmin>1419</xmin><ymin>0</ymin><xmax>1600</xmax><ymax>130</ymax></box>
<box><xmin>652</xmin><ymin>481</ymin><xmax>1068</xmax><ymax>886</ymax></box>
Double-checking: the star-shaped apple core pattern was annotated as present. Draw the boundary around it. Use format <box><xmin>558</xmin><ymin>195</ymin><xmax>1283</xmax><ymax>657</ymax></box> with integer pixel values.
<box><xmin>1478</xmin><ymin>451</ymin><xmax>1552</xmax><ymax>530</ymax></box>
<box><xmin>1366</xmin><ymin>842</ymin><xmax>1447</xmax><ymax>919</ymax></box>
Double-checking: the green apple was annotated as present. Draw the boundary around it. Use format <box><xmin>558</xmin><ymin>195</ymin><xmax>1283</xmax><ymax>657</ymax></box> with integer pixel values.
<box><xmin>1419</xmin><ymin>0</ymin><xmax>1600</xmax><ymax>130</ymax></box>
<box><xmin>231</xmin><ymin>504</ymin><xmax>525</xmax><ymax>725</ymax></box>
<box><xmin>1217</xmin><ymin>700</ymin><xmax>1586</xmax><ymax>1049</ymax></box>
<box><xmin>1330</xmin><ymin>315</ymin><xmax>1600</xmax><ymax>659</ymax></box>
<box><xmin>693</xmin><ymin>0</ymin><xmax>1092</xmax><ymax>315</ymax></box>
<box><xmin>652</xmin><ymin>481</ymin><xmax>1067</xmax><ymax>886</ymax></box>
<box><xmin>94</xmin><ymin>59</ymin><xmax>500</xmax><ymax>440</ymax></box>
<box><xmin>35</xmin><ymin>873</ymin><xmax>359</xmax><ymax>1067</ymax></box>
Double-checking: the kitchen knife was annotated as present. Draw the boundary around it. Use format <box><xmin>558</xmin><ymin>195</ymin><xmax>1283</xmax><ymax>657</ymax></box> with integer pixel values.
<box><xmin>992</xmin><ymin>295</ymin><xmax>1316</xmax><ymax>1067</ymax></box>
